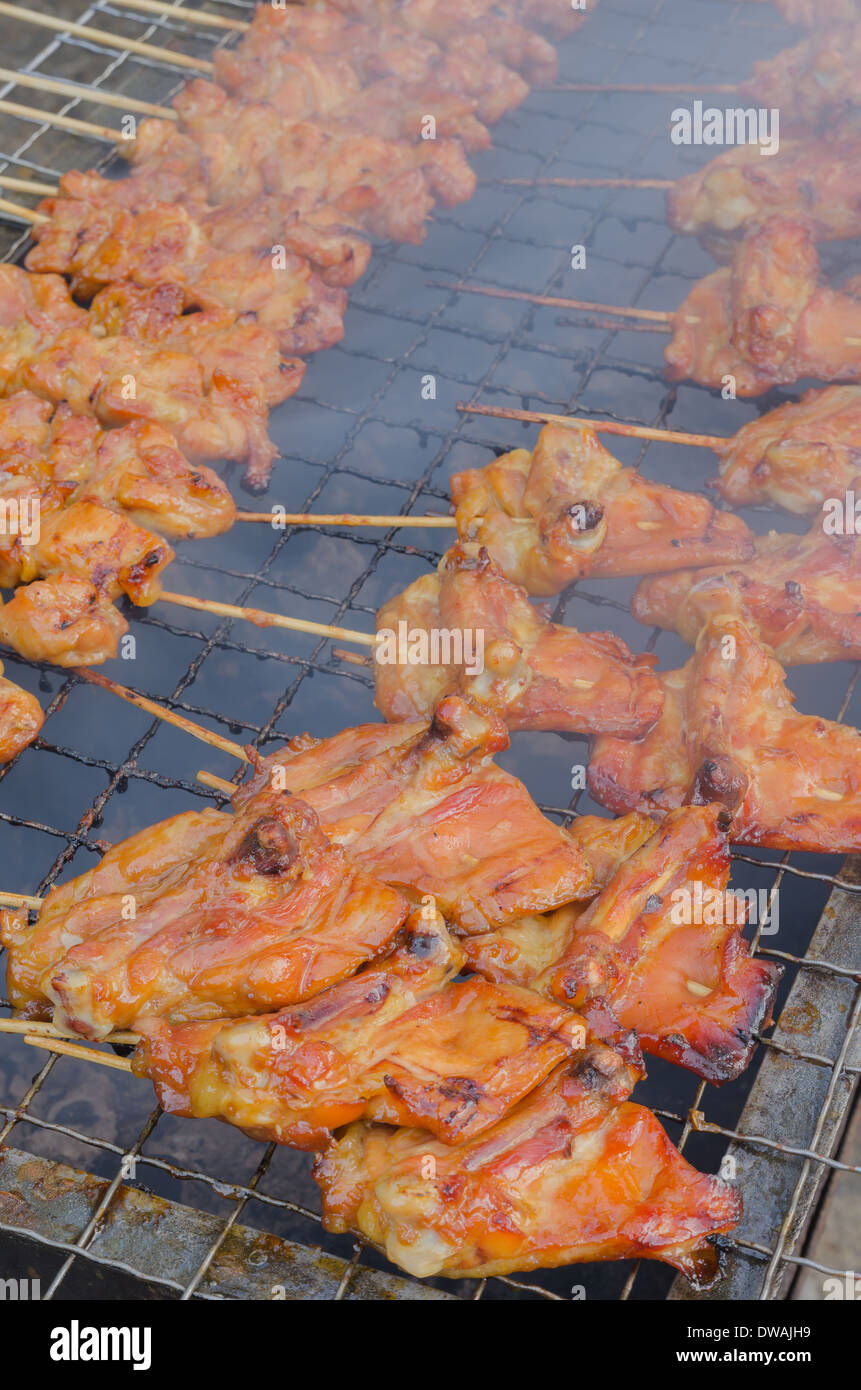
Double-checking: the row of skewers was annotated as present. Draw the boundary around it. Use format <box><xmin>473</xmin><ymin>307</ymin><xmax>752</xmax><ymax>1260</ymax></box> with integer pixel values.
<box><xmin>0</xmin><ymin>0</ymin><xmax>858</xmax><ymax>1292</ymax></box>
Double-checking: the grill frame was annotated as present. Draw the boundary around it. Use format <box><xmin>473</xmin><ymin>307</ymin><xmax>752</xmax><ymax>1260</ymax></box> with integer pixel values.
<box><xmin>0</xmin><ymin>0</ymin><xmax>857</xmax><ymax>1302</ymax></box>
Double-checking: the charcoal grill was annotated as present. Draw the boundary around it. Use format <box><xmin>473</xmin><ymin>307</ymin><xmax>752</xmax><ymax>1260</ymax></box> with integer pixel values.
<box><xmin>0</xmin><ymin>0</ymin><xmax>857</xmax><ymax>1302</ymax></box>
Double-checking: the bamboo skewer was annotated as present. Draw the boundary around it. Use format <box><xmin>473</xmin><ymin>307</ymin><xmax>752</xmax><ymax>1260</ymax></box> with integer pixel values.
<box><xmin>109</xmin><ymin>0</ymin><xmax>248</xmax><ymax>31</ymax></box>
<box><xmin>0</xmin><ymin>1017</ymin><xmax>138</xmax><ymax>1045</ymax></box>
<box><xmin>0</xmin><ymin>3</ymin><xmax>215</xmax><ymax>73</ymax></box>
<box><xmin>74</xmin><ymin>668</ymin><xmax>249</xmax><ymax>763</ymax></box>
<box><xmin>496</xmin><ymin>177</ymin><xmax>673</xmax><ymax>190</ymax></box>
<box><xmin>0</xmin><ymin>67</ymin><xmax>177</xmax><ymax>118</ymax></box>
<box><xmin>0</xmin><ymin>195</ymin><xmax>49</xmax><ymax>224</ymax></box>
<box><xmin>432</xmin><ymin>280</ymin><xmax>676</xmax><ymax>327</ymax></box>
<box><xmin>457</xmin><ymin>402</ymin><xmax>727</xmax><ymax>450</ymax></box>
<box><xmin>0</xmin><ymin>891</ymin><xmax>43</xmax><ymax>910</ymax></box>
<box><xmin>159</xmin><ymin>589</ymin><xmax>379</xmax><ymax>648</ymax></box>
<box><xmin>236</xmin><ymin>510</ymin><xmax>455</xmax><ymax>529</ymax></box>
<box><xmin>25</xmin><ymin>1034</ymin><xmax>134</xmax><ymax>1071</ymax></box>
<box><xmin>553</xmin><ymin>82</ymin><xmax>740</xmax><ymax>93</ymax></box>
<box><xmin>0</xmin><ymin>97</ymin><xmax>118</xmax><ymax>142</ymax></box>
<box><xmin>198</xmin><ymin>769</ymin><xmax>240</xmax><ymax>797</ymax></box>
<box><xmin>0</xmin><ymin>173</ymin><xmax>63</xmax><ymax>196</ymax></box>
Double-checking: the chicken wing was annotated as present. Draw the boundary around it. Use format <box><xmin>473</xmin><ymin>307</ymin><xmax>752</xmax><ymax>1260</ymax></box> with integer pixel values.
<box><xmin>4</xmin><ymin>791</ymin><xmax>409</xmax><ymax>1038</ymax></box>
<box><xmin>375</xmin><ymin>542</ymin><xmax>664</xmax><ymax>735</ymax></box>
<box><xmin>233</xmin><ymin>695</ymin><xmax>595</xmax><ymax>932</ymax></box>
<box><xmin>632</xmin><ymin>523</ymin><xmax>861</xmax><ymax>665</ymax></box>
<box><xmin>665</xmin><ymin>218</ymin><xmax>861</xmax><ymax>395</ymax></box>
<box><xmin>314</xmin><ymin>1043</ymin><xmax>740</xmax><ymax>1286</ymax></box>
<box><xmin>711</xmin><ymin>385</ymin><xmax>861</xmax><ymax>515</ymax></box>
<box><xmin>451</xmin><ymin>423</ymin><xmax>753</xmax><ymax>595</ymax></box>
<box><xmin>588</xmin><ymin>619</ymin><xmax>861</xmax><ymax>852</ymax></box>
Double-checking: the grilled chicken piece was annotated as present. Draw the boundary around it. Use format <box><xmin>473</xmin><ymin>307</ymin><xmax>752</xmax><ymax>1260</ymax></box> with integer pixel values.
<box><xmin>375</xmin><ymin>542</ymin><xmax>664</xmax><ymax>735</ymax></box>
<box><xmin>0</xmin><ymin>266</ymin><xmax>293</xmax><ymax>490</ymax></box>
<box><xmin>322</xmin><ymin>0</ymin><xmax>560</xmax><ymax>82</ymax></box>
<box><xmin>133</xmin><ymin>911</ymin><xmax>592</xmax><ymax>1149</ymax></box>
<box><xmin>5</xmin><ymin>790</ymin><xmax>409</xmax><ymax>1040</ymax></box>
<box><xmin>589</xmin><ymin>619</ymin><xmax>861</xmax><ymax>852</ymax></box>
<box><xmin>742</xmin><ymin>22</ymin><xmax>861</xmax><ymax>130</ymax></box>
<box><xmin>632</xmin><ymin>523</ymin><xmax>861</xmax><ymax>665</ymax></box>
<box><xmin>451</xmin><ymin>423</ymin><xmax>754</xmax><ymax>595</ymax></box>
<box><xmin>711</xmin><ymin>385</ymin><xmax>861</xmax><ymax>515</ymax></box>
<box><xmin>465</xmin><ymin>807</ymin><xmax>780</xmax><ymax>1083</ymax></box>
<box><xmin>665</xmin><ymin>218</ymin><xmax>861</xmax><ymax>395</ymax></box>
<box><xmin>667</xmin><ymin>133</ymin><xmax>861</xmax><ymax>255</ymax></box>
<box><xmin>17</xmin><ymin>499</ymin><xmax>173</xmax><ymax>606</ymax></box>
<box><xmin>125</xmin><ymin>82</ymin><xmax>476</xmax><ymax>246</ymax></box>
<box><xmin>0</xmin><ymin>575</ymin><xmax>127</xmax><ymax>667</ymax></box>
<box><xmin>28</xmin><ymin>198</ymin><xmax>349</xmax><ymax>357</ymax></box>
<box><xmin>0</xmin><ymin>661</ymin><xmax>43</xmax><ymax>763</ymax></box>
<box><xmin>772</xmin><ymin>0</ymin><xmax>858</xmax><ymax>19</ymax></box>
<box><xmin>233</xmin><ymin>695</ymin><xmax>595</xmax><ymax>932</ymax></box>
<box><xmin>315</xmin><ymin>1043</ymin><xmax>740</xmax><ymax>1286</ymax></box>
<box><xmin>53</xmin><ymin>168</ymin><xmax>371</xmax><ymax>290</ymax></box>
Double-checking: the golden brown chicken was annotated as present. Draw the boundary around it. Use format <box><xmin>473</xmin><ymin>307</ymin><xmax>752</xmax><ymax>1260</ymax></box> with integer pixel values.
<box><xmin>711</xmin><ymin>385</ymin><xmax>861</xmax><ymax>514</ymax></box>
<box><xmin>374</xmin><ymin>542</ymin><xmax>664</xmax><ymax>735</ymax></box>
<box><xmin>468</xmin><ymin>806</ymin><xmax>780</xmax><ymax>1084</ymax></box>
<box><xmin>27</xmin><ymin>197</ymin><xmax>349</xmax><ymax>358</ymax></box>
<box><xmin>742</xmin><ymin>22</ymin><xmax>861</xmax><ymax>130</ymax></box>
<box><xmin>132</xmin><ymin>911</ymin><xmax>592</xmax><ymax>1150</ymax></box>
<box><xmin>233</xmin><ymin>696</ymin><xmax>595</xmax><ymax>932</ymax></box>
<box><xmin>314</xmin><ymin>1041</ymin><xmax>740</xmax><ymax>1286</ymax></box>
<box><xmin>451</xmin><ymin>423</ymin><xmax>754</xmax><ymax>595</ymax></box>
<box><xmin>0</xmin><ymin>661</ymin><xmax>43</xmax><ymax>764</ymax></box>
<box><xmin>632</xmin><ymin>523</ymin><xmax>861</xmax><ymax>665</ymax></box>
<box><xmin>14</xmin><ymin>499</ymin><xmax>172</xmax><ymax>606</ymax></box>
<box><xmin>667</xmin><ymin>132</ymin><xmax>861</xmax><ymax>255</ymax></box>
<box><xmin>0</xmin><ymin>575</ymin><xmax>128</xmax><ymax>667</ymax></box>
<box><xmin>588</xmin><ymin>618</ymin><xmax>861</xmax><ymax>852</ymax></box>
<box><xmin>2</xmin><ymin>789</ymin><xmax>410</xmax><ymax>1039</ymax></box>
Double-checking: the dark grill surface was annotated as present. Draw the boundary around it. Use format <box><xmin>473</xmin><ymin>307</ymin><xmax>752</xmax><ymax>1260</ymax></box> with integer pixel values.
<box><xmin>0</xmin><ymin>0</ymin><xmax>858</xmax><ymax>1300</ymax></box>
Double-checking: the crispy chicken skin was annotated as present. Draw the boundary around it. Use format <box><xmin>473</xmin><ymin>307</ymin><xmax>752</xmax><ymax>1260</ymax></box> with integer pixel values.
<box><xmin>28</xmin><ymin>198</ymin><xmax>349</xmax><ymax>357</ymax></box>
<box><xmin>133</xmin><ymin>912</ymin><xmax>592</xmax><ymax>1150</ymax></box>
<box><xmin>4</xmin><ymin>792</ymin><xmax>409</xmax><ymax>1040</ymax></box>
<box><xmin>234</xmin><ymin>696</ymin><xmax>594</xmax><ymax>932</ymax></box>
<box><xmin>124</xmin><ymin>82</ymin><xmax>476</xmax><ymax>247</ymax></box>
<box><xmin>374</xmin><ymin>542</ymin><xmax>664</xmax><ymax>735</ymax></box>
<box><xmin>665</xmin><ymin>219</ymin><xmax>861</xmax><ymax>395</ymax></box>
<box><xmin>667</xmin><ymin>134</ymin><xmax>861</xmax><ymax>253</ymax></box>
<box><xmin>742</xmin><ymin>23</ymin><xmax>861</xmax><ymax>130</ymax></box>
<box><xmin>451</xmin><ymin>424</ymin><xmax>754</xmax><ymax>595</ymax></box>
<box><xmin>466</xmin><ymin>807</ymin><xmax>780</xmax><ymax>1084</ymax></box>
<box><xmin>0</xmin><ymin>661</ymin><xmax>43</xmax><ymax>764</ymax></box>
<box><xmin>589</xmin><ymin>619</ymin><xmax>861</xmax><ymax>852</ymax></box>
<box><xmin>0</xmin><ymin>575</ymin><xmax>128</xmax><ymax>667</ymax></box>
<box><xmin>0</xmin><ymin>265</ymin><xmax>294</xmax><ymax>491</ymax></box>
<box><xmin>314</xmin><ymin>1043</ymin><xmax>740</xmax><ymax>1286</ymax></box>
<box><xmin>711</xmin><ymin>385</ymin><xmax>861</xmax><ymax>515</ymax></box>
<box><xmin>632</xmin><ymin>523</ymin><xmax>861</xmax><ymax>665</ymax></box>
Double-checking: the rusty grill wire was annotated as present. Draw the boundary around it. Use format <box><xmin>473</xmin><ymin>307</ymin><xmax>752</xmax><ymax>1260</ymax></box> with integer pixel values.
<box><xmin>0</xmin><ymin>0</ymin><xmax>856</xmax><ymax>1301</ymax></box>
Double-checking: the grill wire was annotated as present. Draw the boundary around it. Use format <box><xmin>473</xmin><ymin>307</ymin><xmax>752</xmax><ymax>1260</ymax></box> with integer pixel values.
<box><xmin>0</xmin><ymin>0</ymin><xmax>857</xmax><ymax>1301</ymax></box>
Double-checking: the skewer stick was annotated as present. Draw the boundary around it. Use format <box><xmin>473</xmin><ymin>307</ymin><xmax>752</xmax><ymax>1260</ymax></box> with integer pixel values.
<box><xmin>0</xmin><ymin>1017</ymin><xmax>138</xmax><ymax>1045</ymax></box>
<box><xmin>198</xmin><ymin>769</ymin><xmax>239</xmax><ymax>796</ymax></box>
<box><xmin>25</xmin><ymin>1034</ymin><xmax>134</xmax><ymax>1072</ymax></box>
<box><xmin>108</xmin><ymin>0</ymin><xmax>248</xmax><ymax>31</ymax></box>
<box><xmin>0</xmin><ymin>67</ymin><xmax>176</xmax><ymax>118</ymax></box>
<box><xmin>457</xmin><ymin>402</ymin><xmax>727</xmax><ymax>451</ymax></box>
<box><xmin>0</xmin><ymin>97</ymin><xmax>119</xmax><ymax>142</ymax></box>
<box><xmin>552</xmin><ymin>82</ymin><xmax>740</xmax><ymax>93</ymax></box>
<box><xmin>159</xmin><ymin>589</ymin><xmax>379</xmax><ymax>648</ymax></box>
<box><xmin>74</xmin><ymin>668</ymin><xmax>248</xmax><ymax>763</ymax></box>
<box><xmin>0</xmin><ymin>891</ymin><xmax>42</xmax><ymax>910</ymax></box>
<box><xmin>0</xmin><ymin>3</ymin><xmax>215</xmax><ymax>73</ymax></box>
<box><xmin>236</xmin><ymin>510</ymin><xmax>455</xmax><ymax>529</ymax></box>
<box><xmin>432</xmin><ymin>281</ymin><xmax>674</xmax><ymax>327</ymax></box>
<box><xmin>496</xmin><ymin>177</ymin><xmax>673</xmax><ymax>190</ymax></box>
<box><xmin>0</xmin><ymin>173</ymin><xmax>62</xmax><ymax>196</ymax></box>
<box><xmin>0</xmin><ymin>195</ymin><xmax>48</xmax><ymax>224</ymax></box>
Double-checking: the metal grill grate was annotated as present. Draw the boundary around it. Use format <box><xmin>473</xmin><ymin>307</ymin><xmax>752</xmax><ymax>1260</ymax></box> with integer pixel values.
<box><xmin>0</xmin><ymin>0</ymin><xmax>857</xmax><ymax>1301</ymax></box>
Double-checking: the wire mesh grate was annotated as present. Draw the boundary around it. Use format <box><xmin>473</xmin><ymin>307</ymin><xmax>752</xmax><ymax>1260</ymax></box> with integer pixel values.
<box><xmin>0</xmin><ymin>0</ymin><xmax>856</xmax><ymax>1301</ymax></box>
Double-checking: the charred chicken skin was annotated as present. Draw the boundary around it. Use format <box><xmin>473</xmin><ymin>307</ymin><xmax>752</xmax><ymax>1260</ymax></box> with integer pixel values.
<box><xmin>374</xmin><ymin>542</ymin><xmax>664</xmax><ymax>735</ymax></box>
<box><xmin>451</xmin><ymin>423</ymin><xmax>754</xmax><ymax>596</ymax></box>
<box><xmin>0</xmin><ymin>575</ymin><xmax>127</xmax><ymax>668</ymax></box>
<box><xmin>632</xmin><ymin>522</ymin><xmax>861</xmax><ymax>666</ymax></box>
<box><xmin>132</xmin><ymin>912</ymin><xmax>592</xmax><ymax>1150</ymax></box>
<box><xmin>0</xmin><ymin>661</ymin><xmax>43</xmax><ymax>763</ymax></box>
<box><xmin>233</xmin><ymin>696</ymin><xmax>595</xmax><ymax>932</ymax></box>
<box><xmin>589</xmin><ymin>619</ymin><xmax>861</xmax><ymax>852</ymax></box>
<box><xmin>667</xmin><ymin>132</ymin><xmax>861</xmax><ymax>254</ymax></box>
<box><xmin>711</xmin><ymin>385</ymin><xmax>861</xmax><ymax>515</ymax></box>
<box><xmin>315</xmin><ymin>1041</ymin><xmax>740</xmax><ymax>1286</ymax></box>
<box><xmin>665</xmin><ymin>218</ymin><xmax>861</xmax><ymax>395</ymax></box>
<box><xmin>2</xmin><ymin>790</ymin><xmax>410</xmax><ymax>1039</ymax></box>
